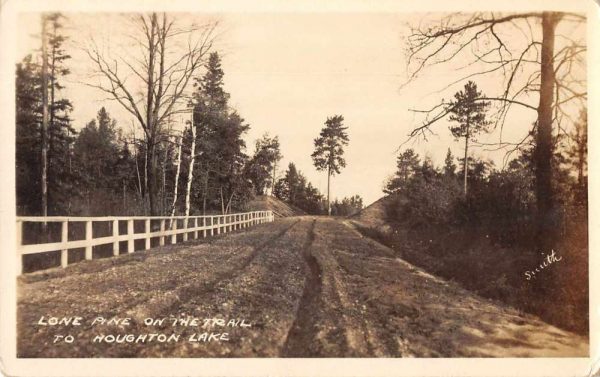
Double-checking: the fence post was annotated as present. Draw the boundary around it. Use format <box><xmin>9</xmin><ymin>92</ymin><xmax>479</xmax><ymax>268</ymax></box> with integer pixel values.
<box><xmin>61</xmin><ymin>221</ymin><xmax>69</xmax><ymax>267</ymax></box>
<box><xmin>127</xmin><ymin>219</ymin><xmax>134</xmax><ymax>253</ymax></box>
<box><xmin>183</xmin><ymin>218</ymin><xmax>188</xmax><ymax>242</ymax></box>
<box><xmin>171</xmin><ymin>219</ymin><xmax>178</xmax><ymax>244</ymax></box>
<box><xmin>112</xmin><ymin>219</ymin><xmax>119</xmax><ymax>256</ymax></box>
<box><xmin>145</xmin><ymin>218</ymin><xmax>151</xmax><ymax>250</ymax></box>
<box><xmin>160</xmin><ymin>219</ymin><xmax>165</xmax><ymax>246</ymax></box>
<box><xmin>194</xmin><ymin>217</ymin><xmax>199</xmax><ymax>239</ymax></box>
<box><xmin>17</xmin><ymin>220</ymin><xmax>23</xmax><ymax>275</ymax></box>
<box><xmin>217</xmin><ymin>216</ymin><xmax>221</xmax><ymax>235</ymax></box>
<box><xmin>210</xmin><ymin>217</ymin><xmax>214</xmax><ymax>236</ymax></box>
<box><xmin>203</xmin><ymin>217</ymin><xmax>207</xmax><ymax>238</ymax></box>
<box><xmin>85</xmin><ymin>220</ymin><xmax>93</xmax><ymax>260</ymax></box>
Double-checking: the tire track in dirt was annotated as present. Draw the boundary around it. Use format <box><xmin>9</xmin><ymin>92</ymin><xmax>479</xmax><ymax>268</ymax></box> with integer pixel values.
<box><xmin>18</xmin><ymin>219</ymin><xmax>302</xmax><ymax>357</ymax></box>
<box><xmin>133</xmin><ymin>219</ymin><xmax>311</xmax><ymax>357</ymax></box>
<box><xmin>281</xmin><ymin>219</ymin><xmax>322</xmax><ymax>357</ymax></box>
<box><xmin>126</xmin><ymin>219</ymin><xmax>301</xmax><ymax>322</ymax></box>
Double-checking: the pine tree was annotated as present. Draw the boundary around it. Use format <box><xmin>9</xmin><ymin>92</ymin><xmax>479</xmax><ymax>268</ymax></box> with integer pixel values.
<box><xmin>443</xmin><ymin>148</ymin><xmax>457</xmax><ymax>177</ymax></box>
<box><xmin>191</xmin><ymin>52</ymin><xmax>250</xmax><ymax>214</ymax></box>
<box><xmin>16</xmin><ymin>13</ymin><xmax>75</xmax><ymax>215</ymax></box>
<box><xmin>45</xmin><ymin>13</ymin><xmax>76</xmax><ymax>214</ymax></box>
<box><xmin>384</xmin><ymin>148</ymin><xmax>420</xmax><ymax>194</ymax></box>
<box><xmin>311</xmin><ymin>115</ymin><xmax>349</xmax><ymax>215</ymax></box>
<box><xmin>447</xmin><ymin>81</ymin><xmax>490</xmax><ymax>196</ymax></box>
<box><xmin>72</xmin><ymin>108</ymin><xmax>121</xmax><ymax>214</ymax></box>
<box><xmin>246</xmin><ymin>134</ymin><xmax>282</xmax><ymax>195</ymax></box>
<box><xmin>16</xmin><ymin>55</ymin><xmax>42</xmax><ymax>215</ymax></box>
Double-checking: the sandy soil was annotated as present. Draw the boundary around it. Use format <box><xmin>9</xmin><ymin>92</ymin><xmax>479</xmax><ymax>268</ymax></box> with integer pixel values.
<box><xmin>17</xmin><ymin>217</ymin><xmax>588</xmax><ymax>357</ymax></box>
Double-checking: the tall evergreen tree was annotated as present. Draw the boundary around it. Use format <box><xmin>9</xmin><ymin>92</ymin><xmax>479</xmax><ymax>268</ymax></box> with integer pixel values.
<box><xmin>191</xmin><ymin>52</ymin><xmax>250</xmax><ymax>214</ymax></box>
<box><xmin>16</xmin><ymin>55</ymin><xmax>42</xmax><ymax>215</ymax></box>
<box><xmin>311</xmin><ymin>115</ymin><xmax>349</xmax><ymax>215</ymax></box>
<box><xmin>273</xmin><ymin>162</ymin><xmax>325</xmax><ymax>215</ymax></box>
<box><xmin>73</xmin><ymin>107</ymin><xmax>121</xmax><ymax>214</ymax></box>
<box><xmin>45</xmin><ymin>13</ymin><xmax>76</xmax><ymax>214</ymax></box>
<box><xmin>384</xmin><ymin>148</ymin><xmax>420</xmax><ymax>194</ymax></box>
<box><xmin>246</xmin><ymin>134</ymin><xmax>282</xmax><ymax>195</ymax></box>
<box><xmin>443</xmin><ymin>148</ymin><xmax>457</xmax><ymax>177</ymax></box>
<box><xmin>16</xmin><ymin>13</ymin><xmax>75</xmax><ymax>215</ymax></box>
<box><xmin>447</xmin><ymin>81</ymin><xmax>490</xmax><ymax>196</ymax></box>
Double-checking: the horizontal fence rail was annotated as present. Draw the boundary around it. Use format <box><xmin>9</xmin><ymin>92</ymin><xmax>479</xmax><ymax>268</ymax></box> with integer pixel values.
<box><xmin>16</xmin><ymin>211</ymin><xmax>274</xmax><ymax>275</ymax></box>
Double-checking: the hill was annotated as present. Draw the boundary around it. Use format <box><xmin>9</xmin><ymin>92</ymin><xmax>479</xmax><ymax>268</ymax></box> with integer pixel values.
<box><xmin>350</xmin><ymin>195</ymin><xmax>394</xmax><ymax>232</ymax></box>
<box><xmin>246</xmin><ymin>195</ymin><xmax>306</xmax><ymax>217</ymax></box>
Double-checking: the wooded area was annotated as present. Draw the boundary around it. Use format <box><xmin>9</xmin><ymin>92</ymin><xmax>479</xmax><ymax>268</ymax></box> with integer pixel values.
<box><xmin>372</xmin><ymin>11</ymin><xmax>588</xmax><ymax>334</ymax></box>
<box><xmin>16</xmin><ymin>13</ymin><xmax>363</xmax><ymax>219</ymax></box>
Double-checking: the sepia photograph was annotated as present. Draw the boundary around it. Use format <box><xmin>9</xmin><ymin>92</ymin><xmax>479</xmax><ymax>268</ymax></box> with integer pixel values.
<box><xmin>1</xmin><ymin>0</ymin><xmax>597</xmax><ymax>375</ymax></box>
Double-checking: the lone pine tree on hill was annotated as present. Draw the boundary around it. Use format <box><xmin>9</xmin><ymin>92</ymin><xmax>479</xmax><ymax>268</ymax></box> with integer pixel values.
<box><xmin>447</xmin><ymin>81</ymin><xmax>490</xmax><ymax>196</ymax></box>
<box><xmin>311</xmin><ymin>115</ymin><xmax>349</xmax><ymax>216</ymax></box>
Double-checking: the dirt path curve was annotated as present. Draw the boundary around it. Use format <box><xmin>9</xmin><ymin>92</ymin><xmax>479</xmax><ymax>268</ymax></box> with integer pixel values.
<box><xmin>17</xmin><ymin>217</ymin><xmax>588</xmax><ymax>357</ymax></box>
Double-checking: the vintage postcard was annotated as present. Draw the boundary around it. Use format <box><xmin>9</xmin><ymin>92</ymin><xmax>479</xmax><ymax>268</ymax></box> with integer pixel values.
<box><xmin>0</xmin><ymin>0</ymin><xmax>598</xmax><ymax>376</ymax></box>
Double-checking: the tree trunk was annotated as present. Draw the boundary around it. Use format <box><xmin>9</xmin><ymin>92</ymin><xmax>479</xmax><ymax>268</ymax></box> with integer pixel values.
<box><xmin>271</xmin><ymin>160</ymin><xmax>277</xmax><ymax>196</ymax></box>
<box><xmin>327</xmin><ymin>165</ymin><xmax>331</xmax><ymax>216</ymax></box>
<box><xmin>143</xmin><ymin>139</ymin><xmax>148</xmax><ymax>197</ymax></box>
<box><xmin>122</xmin><ymin>178</ymin><xmax>127</xmax><ymax>209</ymax></box>
<box><xmin>463</xmin><ymin>121</ymin><xmax>469</xmax><ymax>196</ymax></box>
<box><xmin>202</xmin><ymin>170</ymin><xmax>209</xmax><ymax>216</ymax></box>
<box><xmin>184</xmin><ymin>122</ymin><xmax>196</xmax><ymax>217</ymax></box>
<box><xmin>535</xmin><ymin>12</ymin><xmax>559</xmax><ymax>249</ymax></box>
<box><xmin>225</xmin><ymin>191</ymin><xmax>234</xmax><ymax>214</ymax></box>
<box><xmin>134</xmin><ymin>141</ymin><xmax>143</xmax><ymax>199</ymax></box>
<box><xmin>162</xmin><ymin>148</ymin><xmax>167</xmax><ymax>213</ymax></box>
<box><xmin>41</xmin><ymin>15</ymin><xmax>49</xmax><ymax>218</ymax></box>
<box><xmin>170</xmin><ymin>135</ymin><xmax>182</xmax><ymax>218</ymax></box>
<box><xmin>148</xmin><ymin>141</ymin><xmax>160</xmax><ymax>215</ymax></box>
<box><xmin>220</xmin><ymin>186</ymin><xmax>225</xmax><ymax>215</ymax></box>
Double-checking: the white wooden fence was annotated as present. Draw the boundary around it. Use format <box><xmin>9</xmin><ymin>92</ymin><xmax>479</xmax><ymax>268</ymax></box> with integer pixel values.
<box><xmin>16</xmin><ymin>211</ymin><xmax>274</xmax><ymax>275</ymax></box>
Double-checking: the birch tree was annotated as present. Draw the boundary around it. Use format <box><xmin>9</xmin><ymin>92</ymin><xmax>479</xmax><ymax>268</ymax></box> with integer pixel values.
<box><xmin>184</xmin><ymin>115</ymin><xmax>197</xmax><ymax>217</ymax></box>
<box><xmin>170</xmin><ymin>133</ymin><xmax>183</xmax><ymax>218</ymax></box>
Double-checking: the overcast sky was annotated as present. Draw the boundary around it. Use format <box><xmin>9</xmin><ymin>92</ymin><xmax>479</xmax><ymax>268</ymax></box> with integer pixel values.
<box><xmin>17</xmin><ymin>11</ymin><xmax>586</xmax><ymax>205</ymax></box>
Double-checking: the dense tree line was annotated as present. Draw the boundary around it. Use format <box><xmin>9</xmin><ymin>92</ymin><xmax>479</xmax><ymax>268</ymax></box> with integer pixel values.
<box><xmin>16</xmin><ymin>14</ymin><xmax>76</xmax><ymax>215</ymax></box>
<box><xmin>272</xmin><ymin>162</ymin><xmax>362</xmax><ymax>216</ymax></box>
<box><xmin>15</xmin><ymin>14</ymin><xmax>286</xmax><ymax>217</ymax></box>
<box><xmin>384</xmin><ymin>106</ymin><xmax>587</xmax><ymax>247</ymax></box>
<box><xmin>15</xmin><ymin>13</ymin><xmax>361</xmax><ymax>219</ymax></box>
<box><xmin>330</xmin><ymin>195</ymin><xmax>363</xmax><ymax>217</ymax></box>
<box><xmin>273</xmin><ymin>163</ymin><xmax>325</xmax><ymax>214</ymax></box>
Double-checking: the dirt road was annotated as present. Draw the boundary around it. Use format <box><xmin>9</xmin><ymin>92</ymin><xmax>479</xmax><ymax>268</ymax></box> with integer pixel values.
<box><xmin>17</xmin><ymin>217</ymin><xmax>588</xmax><ymax>357</ymax></box>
